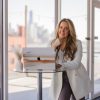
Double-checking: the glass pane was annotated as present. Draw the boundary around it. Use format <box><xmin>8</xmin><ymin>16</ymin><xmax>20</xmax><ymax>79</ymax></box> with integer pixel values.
<box><xmin>61</xmin><ymin>0</ymin><xmax>87</xmax><ymax>69</ymax></box>
<box><xmin>8</xmin><ymin>0</ymin><xmax>54</xmax><ymax>100</ymax></box>
<box><xmin>25</xmin><ymin>1</ymin><xmax>54</xmax><ymax>47</ymax></box>
<box><xmin>94</xmin><ymin>7</ymin><xmax>100</xmax><ymax>94</ymax></box>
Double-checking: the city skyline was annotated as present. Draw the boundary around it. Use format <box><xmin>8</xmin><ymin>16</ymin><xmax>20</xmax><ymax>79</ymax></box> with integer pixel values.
<box><xmin>8</xmin><ymin>0</ymin><xmax>100</xmax><ymax>41</ymax></box>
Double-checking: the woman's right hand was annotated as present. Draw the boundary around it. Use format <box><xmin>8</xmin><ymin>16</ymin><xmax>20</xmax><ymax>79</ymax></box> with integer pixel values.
<box><xmin>51</xmin><ymin>38</ymin><xmax>61</xmax><ymax>48</ymax></box>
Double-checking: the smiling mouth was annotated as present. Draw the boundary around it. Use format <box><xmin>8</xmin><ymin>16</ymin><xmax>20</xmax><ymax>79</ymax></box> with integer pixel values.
<box><xmin>60</xmin><ymin>33</ymin><xmax>65</xmax><ymax>35</ymax></box>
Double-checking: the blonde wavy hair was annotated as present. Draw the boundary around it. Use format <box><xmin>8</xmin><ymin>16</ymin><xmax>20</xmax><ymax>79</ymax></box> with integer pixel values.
<box><xmin>55</xmin><ymin>18</ymin><xmax>77</xmax><ymax>60</ymax></box>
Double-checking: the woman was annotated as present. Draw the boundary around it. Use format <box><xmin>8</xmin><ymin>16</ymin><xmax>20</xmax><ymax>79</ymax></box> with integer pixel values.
<box><xmin>50</xmin><ymin>18</ymin><xmax>91</xmax><ymax>100</ymax></box>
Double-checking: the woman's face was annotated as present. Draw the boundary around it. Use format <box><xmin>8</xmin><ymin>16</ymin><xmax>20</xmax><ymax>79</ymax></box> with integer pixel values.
<box><xmin>58</xmin><ymin>21</ymin><xmax>69</xmax><ymax>39</ymax></box>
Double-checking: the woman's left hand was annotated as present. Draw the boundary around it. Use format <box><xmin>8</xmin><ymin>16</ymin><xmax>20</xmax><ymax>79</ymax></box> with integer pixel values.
<box><xmin>56</xmin><ymin>64</ymin><xmax>62</xmax><ymax>69</ymax></box>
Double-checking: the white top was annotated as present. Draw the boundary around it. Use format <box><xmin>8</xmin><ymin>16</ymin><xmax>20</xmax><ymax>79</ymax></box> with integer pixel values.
<box><xmin>56</xmin><ymin>50</ymin><xmax>64</xmax><ymax>65</ymax></box>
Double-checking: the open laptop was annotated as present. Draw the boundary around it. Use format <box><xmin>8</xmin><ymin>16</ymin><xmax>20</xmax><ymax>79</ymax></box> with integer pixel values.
<box><xmin>22</xmin><ymin>47</ymin><xmax>56</xmax><ymax>71</ymax></box>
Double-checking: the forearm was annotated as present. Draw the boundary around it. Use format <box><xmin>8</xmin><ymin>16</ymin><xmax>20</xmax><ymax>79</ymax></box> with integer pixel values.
<box><xmin>62</xmin><ymin>61</ymin><xmax>81</xmax><ymax>70</ymax></box>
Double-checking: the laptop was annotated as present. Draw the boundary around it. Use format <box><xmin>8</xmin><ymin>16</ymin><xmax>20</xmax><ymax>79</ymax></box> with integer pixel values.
<box><xmin>22</xmin><ymin>47</ymin><xmax>56</xmax><ymax>71</ymax></box>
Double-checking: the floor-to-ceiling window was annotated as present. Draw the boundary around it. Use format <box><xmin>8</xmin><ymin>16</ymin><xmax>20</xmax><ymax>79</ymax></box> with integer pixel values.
<box><xmin>8</xmin><ymin>0</ymin><xmax>55</xmax><ymax>100</ymax></box>
<box><xmin>89</xmin><ymin>0</ymin><xmax>100</xmax><ymax>98</ymax></box>
<box><xmin>94</xmin><ymin>7</ymin><xmax>100</xmax><ymax>97</ymax></box>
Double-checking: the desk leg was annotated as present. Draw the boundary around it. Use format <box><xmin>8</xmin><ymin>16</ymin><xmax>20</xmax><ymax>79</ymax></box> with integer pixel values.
<box><xmin>37</xmin><ymin>72</ymin><xmax>42</xmax><ymax>100</ymax></box>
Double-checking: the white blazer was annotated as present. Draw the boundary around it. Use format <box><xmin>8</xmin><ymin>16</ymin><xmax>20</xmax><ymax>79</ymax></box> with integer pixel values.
<box><xmin>50</xmin><ymin>39</ymin><xmax>91</xmax><ymax>100</ymax></box>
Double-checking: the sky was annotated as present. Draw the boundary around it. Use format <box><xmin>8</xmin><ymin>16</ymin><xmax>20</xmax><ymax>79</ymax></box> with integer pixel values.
<box><xmin>8</xmin><ymin>0</ymin><xmax>54</xmax><ymax>32</ymax></box>
<box><xmin>8</xmin><ymin>0</ymin><xmax>100</xmax><ymax>41</ymax></box>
